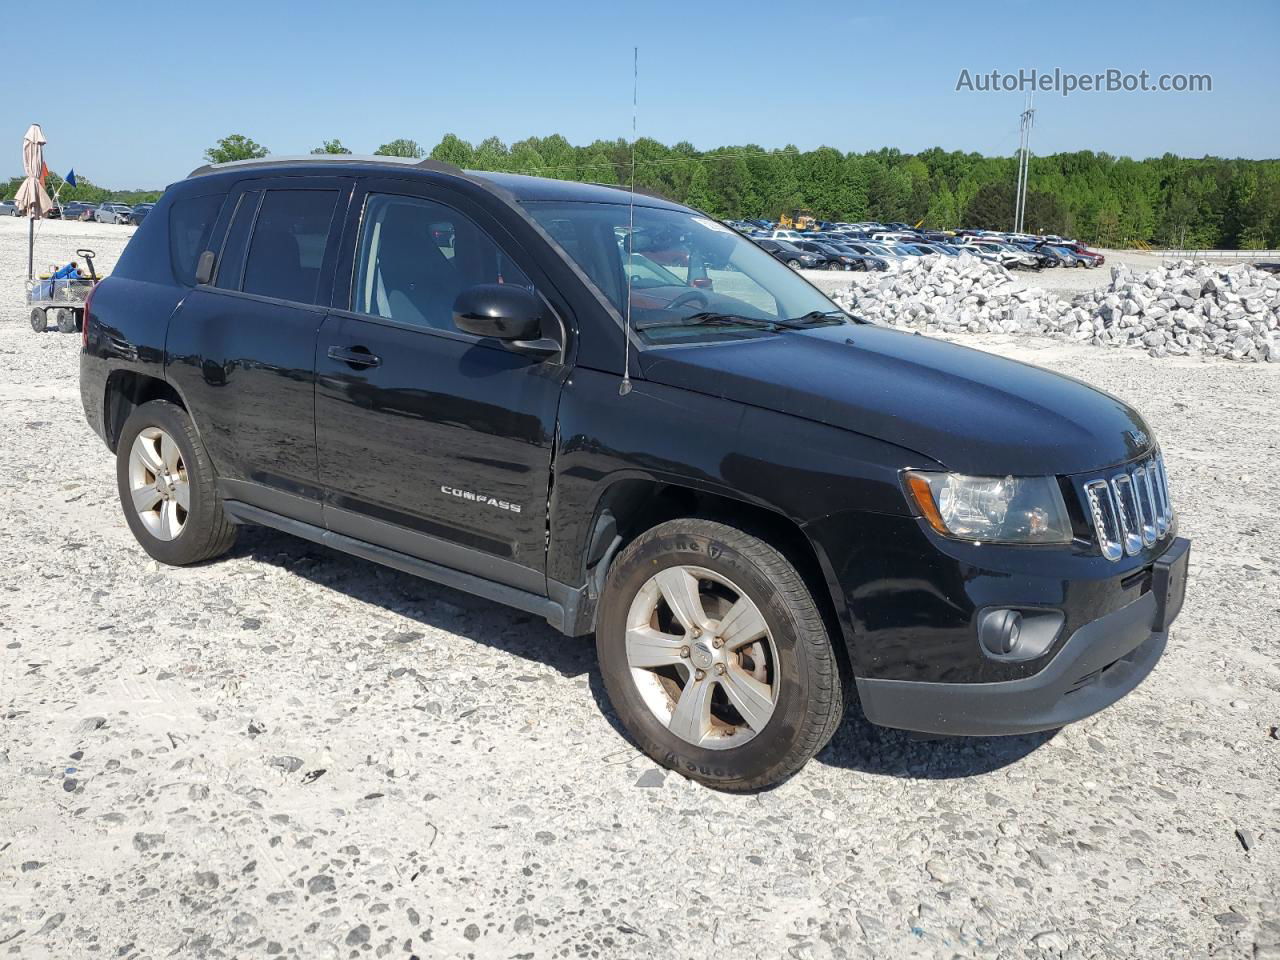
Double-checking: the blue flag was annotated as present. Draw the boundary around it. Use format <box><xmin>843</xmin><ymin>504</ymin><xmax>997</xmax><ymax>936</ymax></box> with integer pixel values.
<box><xmin>64</xmin><ymin>168</ymin><xmax>77</xmax><ymax>188</ymax></box>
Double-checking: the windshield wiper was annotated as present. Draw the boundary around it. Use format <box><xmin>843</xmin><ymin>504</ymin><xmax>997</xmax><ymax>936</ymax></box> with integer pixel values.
<box><xmin>779</xmin><ymin>309</ymin><xmax>850</xmax><ymax>328</ymax></box>
<box><xmin>634</xmin><ymin>311</ymin><xmax>782</xmax><ymax>332</ymax></box>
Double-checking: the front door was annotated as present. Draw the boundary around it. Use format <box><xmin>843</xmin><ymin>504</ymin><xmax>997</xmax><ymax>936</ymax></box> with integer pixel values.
<box><xmin>315</xmin><ymin>182</ymin><xmax>568</xmax><ymax>593</ymax></box>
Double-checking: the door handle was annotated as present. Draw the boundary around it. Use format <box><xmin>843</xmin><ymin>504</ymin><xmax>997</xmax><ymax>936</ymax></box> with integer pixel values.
<box><xmin>327</xmin><ymin>345</ymin><xmax>381</xmax><ymax>369</ymax></box>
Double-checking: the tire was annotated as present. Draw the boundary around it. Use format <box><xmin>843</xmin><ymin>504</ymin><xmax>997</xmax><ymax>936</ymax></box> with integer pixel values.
<box><xmin>29</xmin><ymin>308</ymin><xmax>46</xmax><ymax>333</ymax></box>
<box><xmin>787</xmin><ymin>260</ymin><xmax>802</xmax><ymax>271</ymax></box>
<box><xmin>596</xmin><ymin>518</ymin><xmax>844</xmax><ymax>791</ymax></box>
<box><xmin>115</xmin><ymin>400</ymin><xmax>236</xmax><ymax>566</ymax></box>
<box><xmin>55</xmin><ymin>308</ymin><xmax>76</xmax><ymax>334</ymax></box>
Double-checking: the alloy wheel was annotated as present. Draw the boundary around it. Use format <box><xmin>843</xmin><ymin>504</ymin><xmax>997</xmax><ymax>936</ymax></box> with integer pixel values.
<box><xmin>624</xmin><ymin>565</ymin><xmax>779</xmax><ymax>750</ymax></box>
<box><xmin>127</xmin><ymin>426</ymin><xmax>190</xmax><ymax>541</ymax></box>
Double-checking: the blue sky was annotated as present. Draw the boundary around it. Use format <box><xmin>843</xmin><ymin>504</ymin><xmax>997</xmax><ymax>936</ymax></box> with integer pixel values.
<box><xmin>4</xmin><ymin>0</ymin><xmax>1276</xmax><ymax>189</ymax></box>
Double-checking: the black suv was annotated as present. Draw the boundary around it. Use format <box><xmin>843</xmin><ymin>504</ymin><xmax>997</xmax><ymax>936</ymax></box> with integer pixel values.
<box><xmin>80</xmin><ymin>156</ymin><xmax>1189</xmax><ymax>790</ymax></box>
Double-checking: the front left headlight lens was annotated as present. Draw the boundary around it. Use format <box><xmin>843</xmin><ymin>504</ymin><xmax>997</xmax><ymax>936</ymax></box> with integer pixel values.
<box><xmin>904</xmin><ymin>472</ymin><xmax>1072</xmax><ymax>544</ymax></box>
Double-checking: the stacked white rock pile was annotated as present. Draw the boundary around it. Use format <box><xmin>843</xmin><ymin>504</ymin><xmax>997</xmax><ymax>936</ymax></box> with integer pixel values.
<box><xmin>1072</xmin><ymin>260</ymin><xmax>1279</xmax><ymax>361</ymax></box>
<box><xmin>829</xmin><ymin>253</ymin><xmax>1071</xmax><ymax>336</ymax></box>
<box><xmin>830</xmin><ymin>254</ymin><xmax>1280</xmax><ymax>362</ymax></box>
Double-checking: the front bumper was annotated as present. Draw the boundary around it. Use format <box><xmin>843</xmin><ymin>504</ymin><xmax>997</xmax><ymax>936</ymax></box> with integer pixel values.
<box><xmin>856</xmin><ymin>537</ymin><xmax>1189</xmax><ymax>736</ymax></box>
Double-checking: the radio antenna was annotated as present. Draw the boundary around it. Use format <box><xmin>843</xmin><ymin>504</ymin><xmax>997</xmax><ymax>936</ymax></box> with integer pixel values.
<box><xmin>619</xmin><ymin>45</ymin><xmax>638</xmax><ymax>397</ymax></box>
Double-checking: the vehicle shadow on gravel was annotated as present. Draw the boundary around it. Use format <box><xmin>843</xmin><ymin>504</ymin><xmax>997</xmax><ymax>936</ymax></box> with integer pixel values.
<box><xmin>231</xmin><ymin>525</ymin><xmax>1055</xmax><ymax>783</ymax></box>
<box><xmin>229</xmin><ymin>526</ymin><xmax>596</xmax><ymax>678</ymax></box>
<box><xmin>815</xmin><ymin>700</ymin><xmax>1057</xmax><ymax>781</ymax></box>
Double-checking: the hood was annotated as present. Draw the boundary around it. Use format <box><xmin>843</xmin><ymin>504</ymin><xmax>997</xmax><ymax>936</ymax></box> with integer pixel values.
<box><xmin>639</xmin><ymin>324</ymin><xmax>1153</xmax><ymax>476</ymax></box>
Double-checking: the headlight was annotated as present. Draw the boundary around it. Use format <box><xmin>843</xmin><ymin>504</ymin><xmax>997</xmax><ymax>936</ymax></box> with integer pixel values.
<box><xmin>904</xmin><ymin>472</ymin><xmax>1072</xmax><ymax>544</ymax></box>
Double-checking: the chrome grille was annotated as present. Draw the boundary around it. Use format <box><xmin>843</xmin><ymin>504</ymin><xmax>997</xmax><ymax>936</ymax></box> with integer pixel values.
<box><xmin>1085</xmin><ymin>454</ymin><xmax>1174</xmax><ymax>561</ymax></box>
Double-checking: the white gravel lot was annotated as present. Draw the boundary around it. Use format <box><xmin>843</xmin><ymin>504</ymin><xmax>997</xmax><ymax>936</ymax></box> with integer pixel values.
<box><xmin>2</xmin><ymin>217</ymin><xmax>1279</xmax><ymax>959</ymax></box>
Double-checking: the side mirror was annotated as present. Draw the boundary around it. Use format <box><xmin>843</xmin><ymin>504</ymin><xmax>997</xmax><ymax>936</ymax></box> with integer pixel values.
<box><xmin>452</xmin><ymin>283</ymin><xmax>542</xmax><ymax>340</ymax></box>
<box><xmin>453</xmin><ymin>284</ymin><xmax>561</xmax><ymax>359</ymax></box>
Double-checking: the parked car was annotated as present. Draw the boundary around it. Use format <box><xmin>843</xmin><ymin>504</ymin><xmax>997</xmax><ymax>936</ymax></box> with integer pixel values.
<box><xmin>791</xmin><ymin>240</ymin><xmax>856</xmax><ymax>270</ymax></box>
<box><xmin>61</xmin><ymin>201</ymin><xmax>98</xmax><ymax>222</ymax></box>
<box><xmin>0</xmin><ymin>199</ymin><xmax>17</xmax><ymax>216</ymax></box>
<box><xmin>127</xmin><ymin>202</ymin><xmax>156</xmax><ymax>226</ymax></box>
<box><xmin>1045</xmin><ymin>245</ymin><xmax>1091</xmax><ymax>268</ymax></box>
<box><xmin>755</xmin><ymin>238</ymin><xmax>819</xmax><ymax>270</ymax></box>
<box><xmin>961</xmin><ymin>240</ymin><xmax>1039</xmax><ymax>270</ymax></box>
<box><xmin>45</xmin><ymin>204</ymin><xmax>62</xmax><ymax>219</ymax></box>
<box><xmin>94</xmin><ymin>202</ymin><xmax>134</xmax><ymax>224</ymax></box>
<box><xmin>1061</xmin><ymin>242</ymin><xmax>1104</xmax><ymax>267</ymax></box>
<box><xmin>840</xmin><ymin>240</ymin><xmax>903</xmax><ymax>262</ymax></box>
<box><xmin>1009</xmin><ymin>241</ymin><xmax>1063</xmax><ymax>269</ymax></box>
<box><xmin>80</xmin><ymin>155</ymin><xmax>1189</xmax><ymax>790</ymax></box>
<box><xmin>823</xmin><ymin>243</ymin><xmax>889</xmax><ymax>271</ymax></box>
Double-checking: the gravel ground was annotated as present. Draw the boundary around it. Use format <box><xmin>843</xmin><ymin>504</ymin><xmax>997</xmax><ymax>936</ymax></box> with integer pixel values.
<box><xmin>2</xmin><ymin>217</ymin><xmax>1279</xmax><ymax>959</ymax></box>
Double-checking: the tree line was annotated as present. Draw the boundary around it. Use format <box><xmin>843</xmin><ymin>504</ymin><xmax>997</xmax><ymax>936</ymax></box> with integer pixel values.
<box><xmin>1</xmin><ymin>170</ymin><xmax>161</xmax><ymax>208</ymax></box>
<box><xmin>11</xmin><ymin>132</ymin><xmax>1277</xmax><ymax>249</ymax></box>
<box><xmin>309</xmin><ymin>133</ymin><xmax>1280</xmax><ymax>249</ymax></box>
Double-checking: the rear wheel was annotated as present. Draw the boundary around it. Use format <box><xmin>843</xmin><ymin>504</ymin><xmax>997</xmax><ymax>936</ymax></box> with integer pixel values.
<box><xmin>597</xmin><ymin>518</ymin><xmax>844</xmax><ymax>791</ymax></box>
<box><xmin>55</xmin><ymin>308</ymin><xmax>76</xmax><ymax>333</ymax></box>
<box><xmin>116</xmin><ymin>400</ymin><xmax>236</xmax><ymax>565</ymax></box>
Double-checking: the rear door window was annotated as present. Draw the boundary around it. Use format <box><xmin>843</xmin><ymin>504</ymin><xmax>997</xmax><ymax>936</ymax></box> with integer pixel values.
<box><xmin>241</xmin><ymin>189</ymin><xmax>339</xmax><ymax>305</ymax></box>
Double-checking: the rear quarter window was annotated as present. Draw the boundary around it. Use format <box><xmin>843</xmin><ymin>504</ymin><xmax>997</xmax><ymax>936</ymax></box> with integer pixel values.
<box><xmin>169</xmin><ymin>193</ymin><xmax>225</xmax><ymax>286</ymax></box>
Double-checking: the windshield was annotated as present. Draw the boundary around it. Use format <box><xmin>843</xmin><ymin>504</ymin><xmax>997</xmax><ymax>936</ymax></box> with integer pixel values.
<box><xmin>524</xmin><ymin>201</ymin><xmax>846</xmax><ymax>344</ymax></box>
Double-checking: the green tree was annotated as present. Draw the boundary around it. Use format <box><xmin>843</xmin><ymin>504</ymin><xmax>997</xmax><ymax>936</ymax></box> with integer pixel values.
<box><xmin>684</xmin><ymin>162</ymin><xmax>716</xmax><ymax>214</ymax></box>
<box><xmin>430</xmin><ymin>133</ymin><xmax>474</xmax><ymax>167</ymax></box>
<box><xmin>471</xmin><ymin>136</ymin><xmax>511</xmax><ymax>172</ymax></box>
<box><xmin>375</xmin><ymin>139</ymin><xmax>425</xmax><ymax>159</ymax></box>
<box><xmin>962</xmin><ymin>181</ymin><xmax>1015</xmax><ymax>230</ymax></box>
<box><xmin>311</xmin><ymin>139</ymin><xmax>351</xmax><ymax>155</ymax></box>
<box><xmin>204</xmin><ymin>134</ymin><xmax>268</xmax><ymax>164</ymax></box>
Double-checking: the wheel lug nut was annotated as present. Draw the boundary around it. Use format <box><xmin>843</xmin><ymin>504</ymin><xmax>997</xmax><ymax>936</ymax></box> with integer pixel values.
<box><xmin>694</xmin><ymin>669</ymin><xmax>706</xmax><ymax>681</ymax></box>
<box><xmin>712</xmin><ymin>637</ymin><xmax>724</xmax><ymax>648</ymax></box>
<box><xmin>679</xmin><ymin>645</ymin><xmax>690</xmax><ymax>659</ymax></box>
<box><xmin>714</xmin><ymin>663</ymin><xmax>725</xmax><ymax>676</ymax></box>
<box><xmin>689</xmin><ymin>627</ymin><xmax>702</xmax><ymax>639</ymax></box>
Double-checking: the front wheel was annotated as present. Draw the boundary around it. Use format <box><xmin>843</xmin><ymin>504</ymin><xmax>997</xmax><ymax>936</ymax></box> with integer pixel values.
<box><xmin>787</xmin><ymin>259</ymin><xmax>802</xmax><ymax>271</ymax></box>
<box><xmin>116</xmin><ymin>400</ymin><xmax>237</xmax><ymax>565</ymax></box>
<box><xmin>29</xmin><ymin>308</ymin><xmax>46</xmax><ymax>332</ymax></box>
<box><xmin>55</xmin><ymin>308</ymin><xmax>77</xmax><ymax>333</ymax></box>
<box><xmin>597</xmin><ymin>519</ymin><xmax>845</xmax><ymax>791</ymax></box>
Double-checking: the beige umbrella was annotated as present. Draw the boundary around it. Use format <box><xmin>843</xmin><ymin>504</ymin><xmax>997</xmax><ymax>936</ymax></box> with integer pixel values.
<box><xmin>16</xmin><ymin>123</ymin><xmax>53</xmax><ymax>278</ymax></box>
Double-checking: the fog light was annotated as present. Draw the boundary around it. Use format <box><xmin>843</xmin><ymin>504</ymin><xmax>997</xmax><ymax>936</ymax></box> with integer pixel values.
<box><xmin>979</xmin><ymin>609</ymin><xmax>1023</xmax><ymax>656</ymax></box>
<box><xmin>976</xmin><ymin>608</ymin><xmax>1065</xmax><ymax>661</ymax></box>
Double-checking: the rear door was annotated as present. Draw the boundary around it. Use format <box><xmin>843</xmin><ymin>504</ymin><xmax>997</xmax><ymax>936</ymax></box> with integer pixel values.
<box><xmin>314</xmin><ymin>178</ymin><xmax>569</xmax><ymax>592</ymax></box>
<box><xmin>166</xmin><ymin>177</ymin><xmax>351</xmax><ymax>523</ymax></box>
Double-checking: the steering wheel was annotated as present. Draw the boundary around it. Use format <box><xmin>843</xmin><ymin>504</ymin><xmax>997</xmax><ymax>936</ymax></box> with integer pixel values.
<box><xmin>668</xmin><ymin>289</ymin><xmax>710</xmax><ymax>311</ymax></box>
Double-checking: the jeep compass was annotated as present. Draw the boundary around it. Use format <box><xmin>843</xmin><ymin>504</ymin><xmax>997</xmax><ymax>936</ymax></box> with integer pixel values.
<box><xmin>80</xmin><ymin>156</ymin><xmax>1189</xmax><ymax>789</ymax></box>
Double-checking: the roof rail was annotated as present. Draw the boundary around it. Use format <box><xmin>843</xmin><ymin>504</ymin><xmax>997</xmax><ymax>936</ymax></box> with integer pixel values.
<box><xmin>186</xmin><ymin>154</ymin><xmax>464</xmax><ymax>179</ymax></box>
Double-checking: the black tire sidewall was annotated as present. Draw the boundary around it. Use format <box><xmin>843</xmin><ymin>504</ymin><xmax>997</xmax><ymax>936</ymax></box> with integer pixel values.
<box><xmin>597</xmin><ymin>524</ymin><xmax>821</xmax><ymax>788</ymax></box>
<box><xmin>115</xmin><ymin>401</ymin><xmax>221</xmax><ymax>565</ymax></box>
